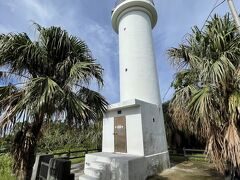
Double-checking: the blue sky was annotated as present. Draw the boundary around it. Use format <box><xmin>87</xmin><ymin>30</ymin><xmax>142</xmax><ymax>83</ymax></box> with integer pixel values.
<box><xmin>0</xmin><ymin>0</ymin><xmax>239</xmax><ymax>104</ymax></box>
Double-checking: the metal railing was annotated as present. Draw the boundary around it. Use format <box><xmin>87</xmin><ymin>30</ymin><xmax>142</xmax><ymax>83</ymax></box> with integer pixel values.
<box><xmin>37</xmin><ymin>148</ymin><xmax>100</xmax><ymax>179</ymax></box>
<box><xmin>39</xmin><ymin>162</ymin><xmax>49</xmax><ymax>180</ymax></box>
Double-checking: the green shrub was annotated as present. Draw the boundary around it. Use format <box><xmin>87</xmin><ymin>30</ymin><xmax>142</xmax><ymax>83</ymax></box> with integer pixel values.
<box><xmin>37</xmin><ymin>123</ymin><xmax>86</xmax><ymax>153</ymax></box>
<box><xmin>37</xmin><ymin>122</ymin><xmax>102</xmax><ymax>153</ymax></box>
<box><xmin>0</xmin><ymin>154</ymin><xmax>16</xmax><ymax>180</ymax></box>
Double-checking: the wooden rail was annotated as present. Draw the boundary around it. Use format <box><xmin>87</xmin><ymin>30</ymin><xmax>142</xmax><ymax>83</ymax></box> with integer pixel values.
<box><xmin>183</xmin><ymin>148</ymin><xmax>206</xmax><ymax>159</ymax></box>
<box><xmin>49</xmin><ymin>148</ymin><xmax>101</xmax><ymax>160</ymax></box>
<box><xmin>0</xmin><ymin>147</ymin><xmax>101</xmax><ymax>159</ymax></box>
<box><xmin>168</xmin><ymin>148</ymin><xmax>207</xmax><ymax>159</ymax></box>
<box><xmin>1</xmin><ymin>147</ymin><xmax>206</xmax><ymax>160</ymax></box>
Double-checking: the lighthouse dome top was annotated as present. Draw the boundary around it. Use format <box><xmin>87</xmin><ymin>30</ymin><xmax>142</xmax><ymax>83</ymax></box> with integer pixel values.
<box><xmin>112</xmin><ymin>0</ymin><xmax>157</xmax><ymax>33</ymax></box>
<box><xmin>115</xmin><ymin>0</ymin><xmax>154</xmax><ymax>7</ymax></box>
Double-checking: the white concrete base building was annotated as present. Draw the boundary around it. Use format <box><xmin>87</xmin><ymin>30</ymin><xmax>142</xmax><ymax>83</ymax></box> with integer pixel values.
<box><xmin>79</xmin><ymin>0</ymin><xmax>170</xmax><ymax>179</ymax></box>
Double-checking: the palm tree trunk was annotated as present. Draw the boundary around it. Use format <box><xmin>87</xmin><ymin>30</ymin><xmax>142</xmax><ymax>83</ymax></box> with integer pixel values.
<box><xmin>24</xmin><ymin>131</ymin><xmax>39</xmax><ymax>180</ymax></box>
<box><xmin>12</xmin><ymin>115</ymin><xmax>43</xmax><ymax>180</ymax></box>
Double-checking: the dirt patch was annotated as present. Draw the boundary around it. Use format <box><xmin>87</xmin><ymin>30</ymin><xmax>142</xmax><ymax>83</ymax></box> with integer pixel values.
<box><xmin>148</xmin><ymin>161</ymin><xmax>224</xmax><ymax>180</ymax></box>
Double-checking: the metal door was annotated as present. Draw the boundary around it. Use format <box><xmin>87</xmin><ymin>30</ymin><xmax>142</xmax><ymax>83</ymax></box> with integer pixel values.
<box><xmin>114</xmin><ymin>116</ymin><xmax>127</xmax><ymax>153</ymax></box>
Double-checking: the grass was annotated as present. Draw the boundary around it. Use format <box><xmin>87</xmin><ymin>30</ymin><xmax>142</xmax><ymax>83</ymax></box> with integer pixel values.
<box><xmin>70</xmin><ymin>157</ymin><xmax>85</xmax><ymax>164</ymax></box>
<box><xmin>0</xmin><ymin>153</ymin><xmax>16</xmax><ymax>180</ymax></box>
<box><xmin>170</xmin><ymin>154</ymin><xmax>208</xmax><ymax>163</ymax></box>
<box><xmin>0</xmin><ymin>147</ymin><xmax>89</xmax><ymax>180</ymax></box>
<box><xmin>187</xmin><ymin>153</ymin><xmax>207</xmax><ymax>162</ymax></box>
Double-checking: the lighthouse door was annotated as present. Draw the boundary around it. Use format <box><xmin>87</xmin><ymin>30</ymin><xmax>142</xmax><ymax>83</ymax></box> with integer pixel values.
<box><xmin>114</xmin><ymin>116</ymin><xmax>127</xmax><ymax>153</ymax></box>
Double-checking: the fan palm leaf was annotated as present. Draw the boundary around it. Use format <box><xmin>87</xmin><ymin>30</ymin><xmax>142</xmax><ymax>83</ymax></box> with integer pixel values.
<box><xmin>0</xmin><ymin>24</ymin><xmax>108</xmax><ymax>179</ymax></box>
<box><xmin>168</xmin><ymin>14</ymin><xmax>240</xmax><ymax>173</ymax></box>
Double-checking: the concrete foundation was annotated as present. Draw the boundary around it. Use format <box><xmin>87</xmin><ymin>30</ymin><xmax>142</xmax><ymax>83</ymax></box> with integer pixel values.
<box><xmin>79</xmin><ymin>100</ymin><xmax>170</xmax><ymax>180</ymax></box>
<box><xmin>81</xmin><ymin>152</ymin><xmax>169</xmax><ymax>180</ymax></box>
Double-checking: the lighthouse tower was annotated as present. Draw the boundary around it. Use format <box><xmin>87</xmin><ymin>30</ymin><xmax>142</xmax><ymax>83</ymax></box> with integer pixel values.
<box><xmin>113</xmin><ymin>0</ymin><xmax>160</xmax><ymax>105</ymax></box>
<box><xmin>79</xmin><ymin>0</ymin><xmax>169</xmax><ymax>179</ymax></box>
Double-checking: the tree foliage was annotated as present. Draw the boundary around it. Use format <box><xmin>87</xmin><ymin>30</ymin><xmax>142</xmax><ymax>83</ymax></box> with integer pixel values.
<box><xmin>37</xmin><ymin>121</ymin><xmax>103</xmax><ymax>153</ymax></box>
<box><xmin>0</xmin><ymin>154</ymin><xmax>15</xmax><ymax>180</ymax></box>
<box><xmin>168</xmin><ymin>14</ymin><xmax>240</xmax><ymax>173</ymax></box>
<box><xmin>0</xmin><ymin>24</ymin><xmax>108</xmax><ymax>179</ymax></box>
<box><xmin>163</xmin><ymin>101</ymin><xmax>205</xmax><ymax>150</ymax></box>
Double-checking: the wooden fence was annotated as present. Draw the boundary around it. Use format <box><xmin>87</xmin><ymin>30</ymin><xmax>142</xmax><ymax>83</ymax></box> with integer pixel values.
<box><xmin>1</xmin><ymin>147</ymin><xmax>206</xmax><ymax>160</ymax></box>
<box><xmin>0</xmin><ymin>147</ymin><xmax>101</xmax><ymax>160</ymax></box>
<box><xmin>49</xmin><ymin>148</ymin><xmax>101</xmax><ymax>160</ymax></box>
<box><xmin>183</xmin><ymin>148</ymin><xmax>206</xmax><ymax>159</ymax></box>
<box><xmin>169</xmin><ymin>148</ymin><xmax>207</xmax><ymax>160</ymax></box>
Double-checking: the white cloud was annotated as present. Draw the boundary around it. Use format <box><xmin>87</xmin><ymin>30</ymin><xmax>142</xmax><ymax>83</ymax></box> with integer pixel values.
<box><xmin>80</xmin><ymin>22</ymin><xmax>119</xmax><ymax>103</ymax></box>
<box><xmin>22</xmin><ymin>0</ymin><xmax>57</xmax><ymax>20</ymax></box>
<box><xmin>3</xmin><ymin>0</ymin><xmax>58</xmax><ymax>25</ymax></box>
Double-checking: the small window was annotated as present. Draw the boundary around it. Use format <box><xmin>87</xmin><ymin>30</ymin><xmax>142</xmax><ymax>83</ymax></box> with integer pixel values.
<box><xmin>118</xmin><ymin>110</ymin><xmax>122</xmax><ymax>114</ymax></box>
<box><xmin>153</xmin><ymin>118</ymin><xmax>155</xmax><ymax>123</ymax></box>
<box><xmin>125</xmin><ymin>68</ymin><xmax>128</xmax><ymax>72</ymax></box>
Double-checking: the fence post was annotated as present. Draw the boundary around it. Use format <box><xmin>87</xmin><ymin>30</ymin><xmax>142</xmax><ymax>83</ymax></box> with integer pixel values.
<box><xmin>183</xmin><ymin>147</ymin><xmax>186</xmax><ymax>159</ymax></box>
<box><xmin>67</xmin><ymin>149</ymin><xmax>70</xmax><ymax>159</ymax></box>
<box><xmin>85</xmin><ymin>149</ymin><xmax>88</xmax><ymax>156</ymax></box>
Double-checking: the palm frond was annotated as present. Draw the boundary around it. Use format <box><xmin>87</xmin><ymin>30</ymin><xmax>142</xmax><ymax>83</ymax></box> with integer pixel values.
<box><xmin>223</xmin><ymin>122</ymin><xmax>240</xmax><ymax>168</ymax></box>
<box><xmin>67</xmin><ymin>62</ymin><xmax>103</xmax><ymax>87</ymax></box>
<box><xmin>0</xmin><ymin>23</ymin><xmax>108</xmax><ymax>179</ymax></box>
<box><xmin>168</xmin><ymin>14</ymin><xmax>240</xmax><ymax>173</ymax></box>
<box><xmin>78</xmin><ymin>87</ymin><xmax>108</xmax><ymax>115</ymax></box>
<box><xmin>228</xmin><ymin>91</ymin><xmax>240</xmax><ymax>121</ymax></box>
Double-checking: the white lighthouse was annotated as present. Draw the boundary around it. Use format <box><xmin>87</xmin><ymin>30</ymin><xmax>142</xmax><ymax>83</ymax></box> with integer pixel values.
<box><xmin>113</xmin><ymin>0</ymin><xmax>160</xmax><ymax>105</ymax></box>
<box><xmin>79</xmin><ymin>0</ymin><xmax>169</xmax><ymax>179</ymax></box>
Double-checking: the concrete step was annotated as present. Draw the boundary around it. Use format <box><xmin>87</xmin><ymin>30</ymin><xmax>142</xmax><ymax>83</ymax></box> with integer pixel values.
<box><xmin>79</xmin><ymin>174</ymin><xmax>99</xmax><ymax>180</ymax></box>
<box><xmin>71</xmin><ymin>163</ymin><xmax>82</xmax><ymax>169</ymax></box>
<box><xmin>84</xmin><ymin>167</ymin><xmax>102</xmax><ymax>178</ymax></box>
<box><xmin>71</xmin><ymin>163</ymin><xmax>84</xmax><ymax>174</ymax></box>
<box><xmin>90</xmin><ymin>161</ymin><xmax>108</xmax><ymax>170</ymax></box>
<box><xmin>74</xmin><ymin>172</ymin><xmax>83</xmax><ymax>180</ymax></box>
<box><xmin>71</xmin><ymin>168</ymin><xmax>82</xmax><ymax>174</ymax></box>
<box><xmin>96</xmin><ymin>157</ymin><xmax>112</xmax><ymax>164</ymax></box>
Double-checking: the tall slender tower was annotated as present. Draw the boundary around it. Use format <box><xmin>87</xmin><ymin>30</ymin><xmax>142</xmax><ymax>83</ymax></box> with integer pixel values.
<box><xmin>112</xmin><ymin>0</ymin><xmax>161</xmax><ymax>105</ymax></box>
<box><xmin>79</xmin><ymin>1</ymin><xmax>169</xmax><ymax>179</ymax></box>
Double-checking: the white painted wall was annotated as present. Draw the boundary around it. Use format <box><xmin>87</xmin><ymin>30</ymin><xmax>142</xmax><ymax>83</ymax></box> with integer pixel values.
<box><xmin>102</xmin><ymin>100</ymin><xmax>144</xmax><ymax>155</ymax></box>
<box><xmin>102</xmin><ymin>100</ymin><xmax>168</xmax><ymax>157</ymax></box>
<box><xmin>102</xmin><ymin>117</ymin><xmax>114</xmax><ymax>152</ymax></box>
<box><xmin>140</xmin><ymin>102</ymin><xmax>168</xmax><ymax>156</ymax></box>
<box><xmin>118</xmin><ymin>10</ymin><xmax>161</xmax><ymax>105</ymax></box>
<box><xmin>126</xmin><ymin>113</ymin><xmax>144</xmax><ymax>155</ymax></box>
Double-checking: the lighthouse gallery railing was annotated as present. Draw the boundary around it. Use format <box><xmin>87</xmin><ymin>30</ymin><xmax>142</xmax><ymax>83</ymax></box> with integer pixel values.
<box><xmin>115</xmin><ymin>0</ymin><xmax>154</xmax><ymax>7</ymax></box>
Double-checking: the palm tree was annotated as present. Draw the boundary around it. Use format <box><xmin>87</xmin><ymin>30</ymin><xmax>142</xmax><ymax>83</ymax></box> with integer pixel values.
<box><xmin>0</xmin><ymin>24</ymin><xmax>108</xmax><ymax>180</ymax></box>
<box><xmin>168</xmin><ymin>14</ymin><xmax>240</xmax><ymax>176</ymax></box>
